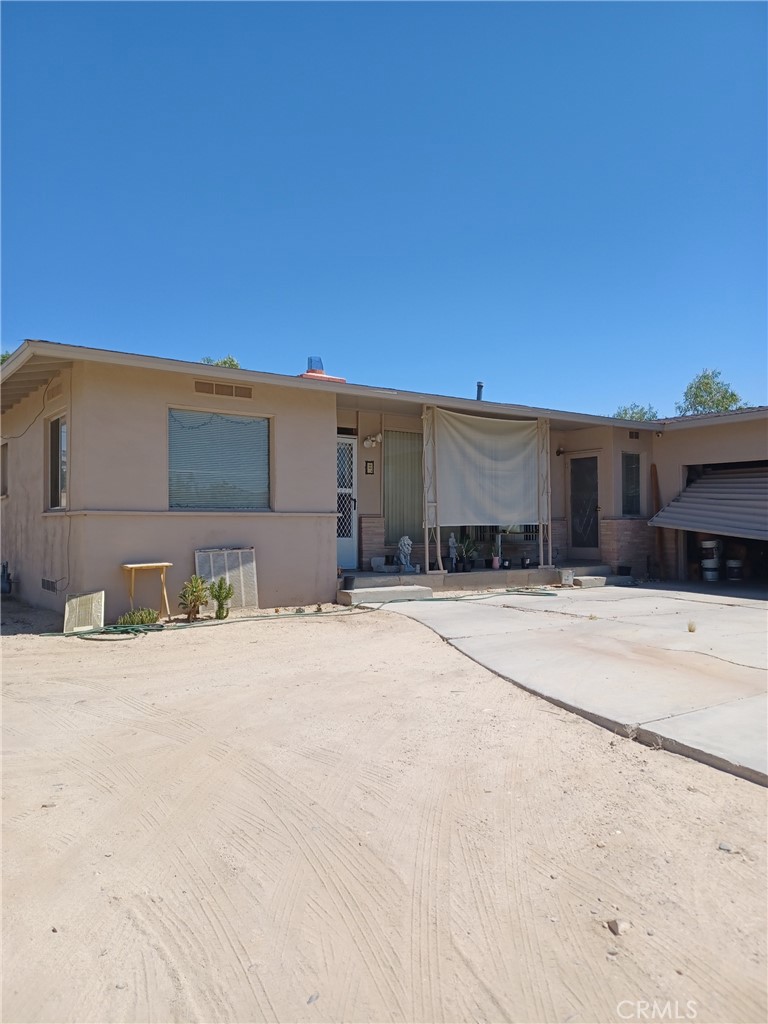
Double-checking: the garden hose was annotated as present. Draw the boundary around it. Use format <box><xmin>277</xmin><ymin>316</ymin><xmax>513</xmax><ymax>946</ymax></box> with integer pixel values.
<box><xmin>41</xmin><ymin>585</ymin><xmax>557</xmax><ymax>640</ymax></box>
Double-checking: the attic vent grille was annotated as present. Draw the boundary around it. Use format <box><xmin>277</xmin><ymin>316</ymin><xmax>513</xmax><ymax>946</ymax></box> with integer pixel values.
<box><xmin>194</xmin><ymin>380</ymin><xmax>252</xmax><ymax>399</ymax></box>
<box><xmin>629</xmin><ymin>430</ymin><xmax>640</xmax><ymax>439</ymax></box>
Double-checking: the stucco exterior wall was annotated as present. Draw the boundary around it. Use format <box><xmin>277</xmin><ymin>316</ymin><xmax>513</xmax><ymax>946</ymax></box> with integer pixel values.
<box><xmin>1</xmin><ymin>370</ymin><xmax>78</xmax><ymax>610</ymax></box>
<box><xmin>2</xmin><ymin>361</ymin><xmax>340</xmax><ymax>618</ymax></box>
<box><xmin>549</xmin><ymin>424</ymin><xmax>617</xmax><ymax>555</ymax></box>
<box><xmin>651</xmin><ymin>418</ymin><xmax>767</xmax><ymax>506</ymax></box>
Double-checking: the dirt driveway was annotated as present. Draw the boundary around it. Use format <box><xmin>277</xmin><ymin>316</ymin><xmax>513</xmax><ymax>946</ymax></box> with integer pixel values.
<box><xmin>2</xmin><ymin>601</ymin><xmax>766</xmax><ymax>1024</ymax></box>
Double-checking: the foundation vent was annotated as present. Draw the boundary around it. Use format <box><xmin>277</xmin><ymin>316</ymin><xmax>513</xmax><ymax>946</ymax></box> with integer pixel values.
<box><xmin>194</xmin><ymin>380</ymin><xmax>252</xmax><ymax>399</ymax></box>
<box><xmin>41</xmin><ymin>578</ymin><xmax>57</xmax><ymax>592</ymax></box>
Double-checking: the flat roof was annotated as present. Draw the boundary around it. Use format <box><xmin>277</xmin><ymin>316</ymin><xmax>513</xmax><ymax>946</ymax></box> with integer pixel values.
<box><xmin>2</xmin><ymin>338</ymin><xmax>767</xmax><ymax>431</ymax></box>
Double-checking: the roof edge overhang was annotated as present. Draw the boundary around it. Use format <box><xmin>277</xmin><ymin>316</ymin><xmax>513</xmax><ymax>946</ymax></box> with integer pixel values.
<box><xmin>0</xmin><ymin>339</ymin><xmax>629</xmax><ymax>428</ymax></box>
<box><xmin>3</xmin><ymin>339</ymin><xmax>766</xmax><ymax>431</ymax></box>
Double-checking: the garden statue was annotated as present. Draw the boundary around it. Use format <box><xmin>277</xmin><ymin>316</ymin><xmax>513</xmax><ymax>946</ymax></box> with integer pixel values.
<box><xmin>397</xmin><ymin>535</ymin><xmax>417</xmax><ymax>573</ymax></box>
<box><xmin>448</xmin><ymin>532</ymin><xmax>458</xmax><ymax>572</ymax></box>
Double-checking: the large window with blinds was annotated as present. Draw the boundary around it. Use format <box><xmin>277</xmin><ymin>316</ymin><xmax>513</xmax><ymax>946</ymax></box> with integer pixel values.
<box><xmin>384</xmin><ymin>430</ymin><xmax>423</xmax><ymax>544</ymax></box>
<box><xmin>168</xmin><ymin>409</ymin><xmax>270</xmax><ymax>510</ymax></box>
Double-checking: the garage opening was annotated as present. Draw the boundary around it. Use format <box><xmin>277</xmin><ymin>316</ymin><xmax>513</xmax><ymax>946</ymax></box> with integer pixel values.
<box><xmin>650</xmin><ymin>460</ymin><xmax>768</xmax><ymax>583</ymax></box>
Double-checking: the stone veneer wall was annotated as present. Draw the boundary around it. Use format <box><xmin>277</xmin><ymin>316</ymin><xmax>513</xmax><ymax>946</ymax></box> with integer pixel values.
<box><xmin>551</xmin><ymin>519</ymin><xmax>567</xmax><ymax>562</ymax></box>
<box><xmin>358</xmin><ymin>515</ymin><xmax>385</xmax><ymax>570</ymax></box>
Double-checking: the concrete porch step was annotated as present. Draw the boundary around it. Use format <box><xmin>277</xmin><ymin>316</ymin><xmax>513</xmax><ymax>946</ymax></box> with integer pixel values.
<box><xmin>339</xmin><ymin>573</ymin><xmax>427</xmax><ymax>589</ymax></box>
<box><xmin>574</xmin><ymin>574</ymin><xmax>636</xmax><ymax>588</ymax></box>
<box><xmin>568</xmin><ymin>564</ymin><xmax>613</xmax><ymax>577</ymax></box>
<box><xmin>337</xmin><ymin>585</ymin><xmax>434</xmax><ymax>606</ymax></box>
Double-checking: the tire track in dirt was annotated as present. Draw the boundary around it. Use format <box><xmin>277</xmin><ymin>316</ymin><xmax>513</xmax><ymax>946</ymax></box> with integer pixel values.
<box><xmin>3</xmin><ymin>734</ymin><xmax>251</xmax><ymax>1021</ymax></box>
<box><xmin>500</xmin><ymin>703</ymin><xmax>560</xmax><ymax>1023</ymax></box>
<box><xmin>221</xmin><ymin>747</ymin><xmax>408</xmax><ymax>1021</ymax></box>
<box><xmin>221</xmin><ymin>714</ymin><xmax>401</xmax><ymax>984</ymax></box>
<box><xmin>123</xmin><ymin>897</ymin><xmax>220</xmax><ymax>1022</ymax></box>
<box><xmin>173</xmin><ymin>840</ymin><xmax>278</xmax><ymax>1022</ymax></box>
<box><xmin>407</xmin><ymin>771</ymin><xmax>450</xmax><ymax>1024</ymax></box>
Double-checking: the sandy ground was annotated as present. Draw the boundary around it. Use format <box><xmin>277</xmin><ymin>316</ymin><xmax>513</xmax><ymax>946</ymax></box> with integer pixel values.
<box><xmin>2</xmin><ymin>599</ymin><xmax>766</xmax><ymax>1024</ymax></box>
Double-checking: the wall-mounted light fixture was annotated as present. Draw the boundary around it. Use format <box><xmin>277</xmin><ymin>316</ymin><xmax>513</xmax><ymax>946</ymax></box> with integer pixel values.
<box><xmin>363</xmin><ymin>433</ymin><xmax>383</xmax><ymax>449</ymax></box>
<box><xmin>555</xmin><ymin>446</ymin><xmax>565</xmax><ymax>456</ymax></box>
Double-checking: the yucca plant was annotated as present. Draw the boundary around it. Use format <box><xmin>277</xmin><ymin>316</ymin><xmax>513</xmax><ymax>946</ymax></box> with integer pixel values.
<box><xmin>178</xmin><ymin>574</ymin><xmax>210</xmax><ymax>622</ymax></box>
<box><xmin>209</xmin><ymin>576</ymin><xmax>235</xmax><ymax>620</ymax></box>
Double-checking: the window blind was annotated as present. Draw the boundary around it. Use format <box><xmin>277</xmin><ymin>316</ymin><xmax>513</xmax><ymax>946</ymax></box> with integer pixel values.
<box><xmin>622</xmin><ymin>452</ymin><xmax>640</xmax><ymax>516</ymax></box>
<box><xmin>384</xmin><ymin>430</ymin><xmax>423</xmax><ymax>544</ymax></box>
<box><xmin>169</xmin><ymin>409</ymin><xmax>269</xmax><ymax>510</ymax></box>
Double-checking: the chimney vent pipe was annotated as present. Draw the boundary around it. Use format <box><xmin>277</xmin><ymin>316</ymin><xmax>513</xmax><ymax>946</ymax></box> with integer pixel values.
<box><xmin>476</xmin><ymin>381</ymin><xmax>484</xmax><ymax>401</ymax></box>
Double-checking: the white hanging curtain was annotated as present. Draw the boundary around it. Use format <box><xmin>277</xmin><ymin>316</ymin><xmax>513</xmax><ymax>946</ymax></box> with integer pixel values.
<box><xmin>435</xmin><ymin>408</ymin><xmax>540</xmax><ymax>526</ymax></box>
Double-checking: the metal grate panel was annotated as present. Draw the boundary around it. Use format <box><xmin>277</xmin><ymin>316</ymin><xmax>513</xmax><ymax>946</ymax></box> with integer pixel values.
<box><xmin>337</xmin><ymin>444</ymin><xmax>353</xmax><ymax>489</ymax></box>
<box><xmin>337</xmin><ymin>493</ymin><xmax>353</xmax><ymax>539</ymax></box>
<box><xmin>195</xmin><ymin>547</ymin><xmax>259</xmax><ymax>609</ymax></box>
<box><xmin>64</xmin><ymin>591</ymin><xmax>105</xmax><ymax>633</ymax></box>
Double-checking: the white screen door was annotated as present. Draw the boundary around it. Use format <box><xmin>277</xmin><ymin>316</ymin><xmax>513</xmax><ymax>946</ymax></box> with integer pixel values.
<box><xmin>336</xmin><ymin>437</ymin><xmax>358</xmax><ymax>568</ymax></box>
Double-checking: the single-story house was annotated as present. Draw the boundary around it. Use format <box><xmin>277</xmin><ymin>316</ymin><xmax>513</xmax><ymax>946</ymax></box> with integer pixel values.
<box><xmin>1</xmin><ymin>339</ymin><xmax>766</xmax><ymax>620</ymax></box>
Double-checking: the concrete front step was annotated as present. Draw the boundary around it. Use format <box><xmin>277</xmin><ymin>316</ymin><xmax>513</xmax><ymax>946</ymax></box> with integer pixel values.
<box><xmin>568</xmin><ymin>564</ymin><xmax>613</xmax><ymax>577</ymax></box>
<box><xmin>339</xmin><ymin>573</ymin><xmax>427</xmax><ymax>589</ymax></box>
<box><xmin>337</xmin><ymin>585</ymin><xmax>434</xmax><ymax>606</ymax></box>
<box><xmin>574</xmin><ymin>574</ymin><xmax>636</xmax><ymax>588</ymax></box>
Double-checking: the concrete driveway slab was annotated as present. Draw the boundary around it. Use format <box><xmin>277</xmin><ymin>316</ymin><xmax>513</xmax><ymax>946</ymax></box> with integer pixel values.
<box><xmin>642</xmin><ymin>693</ymin><xmax>768</xmax><ymax>779</ymax></box>
<box><xmin>376</xmin><ymin>586</ymin><xmax>768</xmax><ymax>784</ymax></box>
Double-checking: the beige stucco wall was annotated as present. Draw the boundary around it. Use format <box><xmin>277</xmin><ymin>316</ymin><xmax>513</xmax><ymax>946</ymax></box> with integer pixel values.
<box><xmin>1</xmin><ymin>370</ymin><xmax>77</xmax><ymax>610</ymax></box>
<box><xmin>2</xmin><ymin>361</ymin><xmax>340</xmax><ymax>619</ymax></box>
<box><xmin>652</xmin><ymin>418</ymin><xmax>767</xmax><ymax>506</ymax></box>
<box><xmin>549</xmin><ymin>425</ymin><xmax>616</xmax><ymax>554</ymax></box>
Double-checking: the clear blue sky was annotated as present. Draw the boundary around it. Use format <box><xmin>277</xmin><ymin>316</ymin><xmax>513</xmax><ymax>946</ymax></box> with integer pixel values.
<box><xmin>3</xmin><ymin>1</ymin><xmax>766</xmax><ymax>416</ymax></box>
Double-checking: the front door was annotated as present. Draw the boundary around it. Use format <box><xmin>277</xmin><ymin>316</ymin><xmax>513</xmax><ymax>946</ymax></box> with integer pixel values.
<box><xmin>336</xmin><ymin>437</ymin><xmax>358</xmax><ymax>569</ymax></box>
<box><xmin>568</xmin><ymin>454</ymin><xmax>600</xmax><ymax>559</ymax></box>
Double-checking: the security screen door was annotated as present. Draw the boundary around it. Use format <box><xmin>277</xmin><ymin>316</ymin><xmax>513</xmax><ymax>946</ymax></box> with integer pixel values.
<box><xmin>568</xmin><ymin>455</ymin><xmax>600</xmax><ymax>559</ymax></box>
<box><xmin>336</xmin><ymin>438</ymin><xmax>358</xmax><ymax>569</ymax></box>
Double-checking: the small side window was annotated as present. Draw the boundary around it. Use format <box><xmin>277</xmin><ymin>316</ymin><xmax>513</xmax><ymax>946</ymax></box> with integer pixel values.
<box><xmin>1</xmin><ymin>443</ymin><xmax>8</xmax><ymax>496</ymax></box>
<box><xmin>48</xmin><ymin>416</ymin><xmax>68</xmax><ymax>509</ymax></box>
<box><xmin>622</xmin><ymin>452</ymin><xmax>640</xmax><ymax>516</ymax></box>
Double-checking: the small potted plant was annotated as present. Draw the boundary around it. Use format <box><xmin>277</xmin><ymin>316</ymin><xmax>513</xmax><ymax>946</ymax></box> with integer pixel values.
<box><xmin>179</xmin><ymin>574</ymin><xmax>210</xmax><ymax>622</ymax></box>
<box><xmin>457</xmin><ymin>535</ymin><xmax>478</xmax><ymax>571</ymax></box>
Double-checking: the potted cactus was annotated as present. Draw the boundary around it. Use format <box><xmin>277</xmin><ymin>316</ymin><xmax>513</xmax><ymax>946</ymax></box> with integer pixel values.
<box><xmin>209</xmin><ymin>576</ymin><xmax>235</xmax><ymax>620</ymax></box>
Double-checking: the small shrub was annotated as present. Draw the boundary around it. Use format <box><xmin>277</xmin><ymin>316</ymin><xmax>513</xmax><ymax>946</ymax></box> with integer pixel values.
<box><xmin>179</xmin><ymin>574</ymin><xmax>210</xmax><ymax>622</ymax></box>
<box><xmin>687</xmin><ymin>620</ymin><xmax>697</xmax><ymax>633</ymax></box>
<box><xmin>295</xmin><ymin>607</ymin><xmax>305</xmax><ymax>614</ymax></box>
<box><xmin>116</xmin><ymin>607</ymin><xmax>159</xmax><ymax>626</ymax></box>
<box><xmin>209</xmin><ymin>576</ymin><xmax>235</xmax><ymax>620</ymax></box>
<box><xmin>315</xmin><ymin>603</ymin><xmax>322</xmax><ymax>613</ymax></box>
